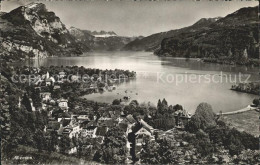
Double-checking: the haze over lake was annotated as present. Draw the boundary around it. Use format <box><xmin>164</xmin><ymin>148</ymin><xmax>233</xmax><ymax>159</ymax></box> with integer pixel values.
<box><xmin>29</xmin><ymin>52</ymin><xmax>259</xmax><ymax>113</ymax></box>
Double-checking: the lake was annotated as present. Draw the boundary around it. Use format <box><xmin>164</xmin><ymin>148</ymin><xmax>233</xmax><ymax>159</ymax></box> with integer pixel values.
<box><xmin>29</xmin><ymin>51</ymin><xmax>259</xmax><ymax>113</ymax></box>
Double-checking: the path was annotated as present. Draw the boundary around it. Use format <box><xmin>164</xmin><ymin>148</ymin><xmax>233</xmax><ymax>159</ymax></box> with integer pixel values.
<box><xmin>217</xmin><ymin>105</ymin><xmax>258</xmax><ymax>116</ymax></box>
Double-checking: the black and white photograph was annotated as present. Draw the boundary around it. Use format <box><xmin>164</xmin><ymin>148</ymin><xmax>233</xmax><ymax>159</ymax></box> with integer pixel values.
<box><xmin>0</xmin><ymin>0</ymin><xmax>259</xmax><ymax>164</ymax></box>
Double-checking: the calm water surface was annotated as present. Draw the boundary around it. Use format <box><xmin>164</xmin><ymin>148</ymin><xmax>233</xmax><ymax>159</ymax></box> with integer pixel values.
<box><xmin>29</xmin><ymin>51</ymin><xmax>259</xmax><ymax>113</ymax></box>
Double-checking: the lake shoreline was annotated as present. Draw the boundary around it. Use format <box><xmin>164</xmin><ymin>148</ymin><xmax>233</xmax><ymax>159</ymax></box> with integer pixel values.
<box><xmin>20</xmin><ymin>52</ymin><xmax>259</xmax><ymax>113</ymax></box>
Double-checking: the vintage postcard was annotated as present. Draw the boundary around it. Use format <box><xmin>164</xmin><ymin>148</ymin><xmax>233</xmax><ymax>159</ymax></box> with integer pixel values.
<box><xmin>0</xmin><ymin>0</ymin><xmax>259</xmax><ymax>164</ymax></box>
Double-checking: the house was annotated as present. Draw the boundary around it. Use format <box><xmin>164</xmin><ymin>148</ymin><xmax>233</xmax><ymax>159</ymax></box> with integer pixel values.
<box><xmin>45</xmin><ymin>78</ymin><xmax>54</xmax><ymax>86</ymax></box>
<box><xmin>57</xmin><ymin>99</ymin><xmax>69</xmax><ymax>110</ymax></box>
<box><xmin>70</xmin><ymin>115</ymin><xmax>78</xmax><ymax>126</ymax></box>
<box><xmin>40</xmin><ymin>92</ymin><xmax>51</xmax><ymax>101</ymax></box>
<box><xmin>62</xmin><ymin>128</ymin><xmax>72</xmax><ymax>136</ymax></box>
<box><xmin>51</xmin><ymin>108</ymin><xmax>64</xmax><ymax>119</ymax></box>
<box><xmin>116</xmin><ymin>116</ymin><xmax>124</xmax><ymax>123</ymax></box>
<box><xmin>59</xmin><ymin>72</ymin><xmax>66</xmax><ymax>79</ymax></box>
<box><xmin>53</xmin><ymin>85</ymin><xmax>61</xmax><ymax>90</ymax></box>
<box><xmin>46</xmin><ymin>120</ymin><xmax>60</xmax><ymax>132</ymax></box>
<box><xmin>98</xmin><ymin>117</ymin><xmax>112</xmax><ymax>122</ymax></box>
<box><xmin>98</xmin><ymin>118</ymin><xmax>116</xmax><ymax>128</ymax></box>
<box><xmin>49</xmin><ymin>99</ymin><xmax>56</xmax><ymax>105</ymax></box>
<box><xmin>42</xmin><ymin>103</ymin><xmax>47</xmax><ymax>110</ymax></box>
<box><xmin>71</xmin><ymin>75</ymin><xmax>79</xmax><ymax>82</ymax></box>
<box><xmin>89</xmin><ymin>83</ymin><xmax>97</xmax><ymax>89</ymax></box>
<box><xmin>58</xmin><ymin>112</ymin><xmax>71</xmax><ymax>122</ymax></box>
<box><xmin>126</xmin><ymin>114</ymin><xmax>136</xmax><ymax>124</ymax></box>
<box><xmin>95</xmin><ymin>126</ymin><xmax>108</xmax><ymax>137</ymax></box>
<box><xmin>174</xmin><ymin>109</ymin><xmax>191</xmax><ymax>128</ymax></box>
<box><xmin>69</xmin><ymin>125</ymin><xmax>81</xmax><ymax>138</ymax></box>
<box><xmin>81</xmin><ymin>126</ymin><xmax>97</xmax><ymax>138</ymax></box>
<box><xmin>135</xmin><ymin>127</ymin><xmax>152</xmax><ymax>146</ymax></box>
<box><xmin>63</xmin><ymin>125</ymin><xmax>81</xmax><ymax>139</ymax></box>
<box><xmin>78</xmin><ymin>115</ymin><xmax>89</xmax><ymax>121</ymax></box>
<box><xmin>133</xmin><ymin>119</ymin><xmax>154</xmax><ymax>146</ymax></box>
<box><xmin>68</xmin><ymin>146</ymin><xmax>77</xmax><ymax>155</ymax></box>
<box><xmin>95</xmin><ymin>126</ymin><xmax>108</xmax><ymax>143</ymax></box>
<box><xmin>128</xmin><ymin>120</ymin><xmax>155</xmax><ymax>160</ymax></box>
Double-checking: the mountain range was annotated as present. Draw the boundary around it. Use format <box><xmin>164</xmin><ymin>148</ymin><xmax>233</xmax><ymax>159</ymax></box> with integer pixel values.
<box><xmin>0</xmin><ymin>3</ymin><xmax>258</xmax><ymax>61</ymax></box>
<box><xmin>69</xmin><ymin>27</ymin><xmax>143</xmax><ymax>51</ymax></box>
<box><xmin>123</xmin><ymin>6</ymin><xmax>259</xmax><ymax>60</ymax></box>
<box><xmin>122</xmin><ymin>17</ymin><xmax>222</xmax><ymax>52</ymax></box>
<box><xmin>0</xmin><ymin>3</ymin><xmax>141</xmax><ymax>61</ymax></box>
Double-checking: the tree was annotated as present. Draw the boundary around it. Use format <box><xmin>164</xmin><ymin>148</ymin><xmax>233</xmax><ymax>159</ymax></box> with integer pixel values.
<box><xmin>228</xmin><ymin>48</ymin><xmax>233</xmax><ymax>58</ymax></box>
<box><xmin>157</xmin><ymin>99</ymin><xmax>162</xmax><ymax>110</ymax></box>
<box><xmin>34</xmin><ymin>130</ymin><xmax>46</xmax><ymax>152</ymax></box>
<box><xmin>21</xmin><ymin>94</ymin><xmax>32</xmax><ymax>112</ymax></box>
<box><xmin>129</xmin><ymin>100</ymin><xmax>139</xmax><ymax>108</ymax></box>
<box><xmin>47</xmin><ymin>131</ymin><xmax>58</xmax><ymax>152</ymax></box>
<box><xmin>94</xmin><ymin>126</ymin><xmax>127</xmax><ymax>164</ymax></box>
<box><xmin>252</xmin><ymin>98</ymin><xmax>259</xmax><ymax>106</ymax></box>
<box><xmin>32</xmin><ymin>88</ymin><xmax>41</xmax><ymax>109</ymax></box>
<box><xmin>162</xmin><ymin>98</ymin><xmax>168</xmax><ymax>107</ymax></box>
<box><xmin>112</xmin><ymin>99</ymin><xmax>120</xmax><ymax>105</ymax></box>
<box><xmin>59</xmin><ymin>135</ymin><xmax>71</xmax><ymax>154</ymax></box>
<box><xmin>187</xmin><ymin>103</ymin><xmax>216</xmax><ymax>132</ymax></box>
<box><xmin>194</xmin><ymin>131</ymin><xmax>214</xmax><ymax>156</ymax></box>
<box><xmin>240</xmin><ymin>48</ymin><xmax>248</xmax><ymax>64</ymax></box>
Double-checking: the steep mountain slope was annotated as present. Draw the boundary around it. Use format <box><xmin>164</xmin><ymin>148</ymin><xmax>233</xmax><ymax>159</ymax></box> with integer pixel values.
<box><xmin>123</xmin><ymin>6</ymin><xmax>258</xmax><ymax>62</ymax></box>
<box><xmin>156</xmin><ymin>6</ymin><xmax>258</xmax><ymax>60</ymax></box>
<box><xmin>69</xmin><ymin>27</ymin><xmax>142</xmax><ymax>51</ymax></box>
<box><xmin>68</xmin><ymin>27</ymin><xmax>95</xmax><ymax>50</ymax></box>
<box><xmin>122</xmin><ymin>17</ymin><xmax>220</xmax><ymax>52</ymax></box>
<box><xmin>0</xmin><ymin>3</ymin><xmax>90</xmax><ymax>61</ymax></box>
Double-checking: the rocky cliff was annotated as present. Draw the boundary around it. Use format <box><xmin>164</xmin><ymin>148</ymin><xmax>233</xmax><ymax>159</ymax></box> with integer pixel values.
<box><xmin>0</xmin><ymin>3</ymin><xmax>90</xmax><ymax>61</ymax></box>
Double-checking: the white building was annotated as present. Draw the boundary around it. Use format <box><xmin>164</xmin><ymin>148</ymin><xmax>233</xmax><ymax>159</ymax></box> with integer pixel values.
<box><xmin>81</xmin><ymin>126</ymin><xmax>97</xmax><ymax>138</ymax></box>
<box><xmin>59</xmin><ymin>72</ymin><xmax>66</xmax><ymax>79</ymax></box>
<box><xmin>58</xmin><ymin>99</ymin><xmax>69</xmax><ymax>110</ymax></box>
<box><xmin>40</xmin><ymin>92</ymin><xmax>51</xmax><ymax>101</ymax></box>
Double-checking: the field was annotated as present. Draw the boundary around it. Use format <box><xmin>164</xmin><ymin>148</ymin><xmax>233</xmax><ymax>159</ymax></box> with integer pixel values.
<box><xmin>223</xmin><ymin>110</ymin><xmax>259</xmax><ymax>137</ymax></box>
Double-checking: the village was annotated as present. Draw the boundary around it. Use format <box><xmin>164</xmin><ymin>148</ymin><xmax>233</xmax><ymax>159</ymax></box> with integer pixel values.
<box><xmin>9</xmin><ymin>65</ymin><xmax>192</xmax><ymax>162</ymax></box>
<box><xmin>1</xmin><ymin>64</ymin><xmax>259</xmax><ymax>164</ymax></box>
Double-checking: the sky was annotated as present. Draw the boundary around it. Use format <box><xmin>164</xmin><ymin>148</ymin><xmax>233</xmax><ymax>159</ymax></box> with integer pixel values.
<box><xmin>1</xmin><ymin>0</ymin><xmax>258</xmax><ymax>37</ymax></box>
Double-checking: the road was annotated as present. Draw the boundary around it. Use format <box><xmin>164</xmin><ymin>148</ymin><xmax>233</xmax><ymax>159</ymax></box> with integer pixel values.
<box><xmin>217</xmin><ymin>105</ymin><xmax>258</xmax><ymax>116</ymax></box>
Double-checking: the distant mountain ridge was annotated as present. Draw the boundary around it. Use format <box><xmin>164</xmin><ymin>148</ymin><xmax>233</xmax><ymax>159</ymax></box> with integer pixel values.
<box><xmin>69</xmin><ymin>27</ymin><xmax>143</xmax><ymax>51</ymax></box>
<box><xmin>1</xmin><ymin>3</ymin><xmax>257</xmax><ymax>61</ymax></box>
<box><xmin>0</xmin><ymin>3</ymin><xmax>90</xmax><ymax>60</ymax></box>
<box><xmin>122</xmin><ymin>16</ymin><xmax>221</xmax><ymax>52</ymax></box>
<box><xmin>123</xmin><ymin>6</ymin><xmax>259</xmax><ymax>61</ymax></box>
<box><xmin>156</xmin><ymin>6</ymin><xmax>258</xmax><ymax>60</ymax></box>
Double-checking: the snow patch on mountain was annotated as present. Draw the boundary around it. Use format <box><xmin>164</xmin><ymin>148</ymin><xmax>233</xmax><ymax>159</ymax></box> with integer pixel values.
<box><xmin>94</xmin><ymin>34</ymin><xmax>117</xmax><ymax>38</ymax></box>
